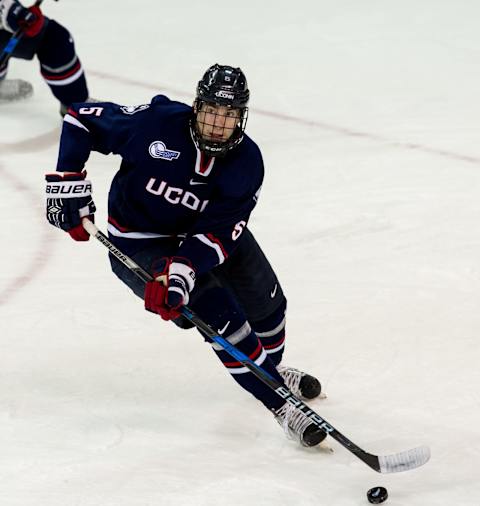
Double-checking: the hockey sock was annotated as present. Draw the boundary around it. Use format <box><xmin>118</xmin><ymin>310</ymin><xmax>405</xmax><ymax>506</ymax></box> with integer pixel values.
<box><xmin>191</xmin><ymin>286</ymin><xmax>286</xmax><ymax>411</ymax></box>
<box><xmin>36</xmin><ymin>20</ymin><xmax>88</xmax><ymax>106</ymax></box>
<box><xmin>251</xmin><ymin>297</ymin><xmax>287</xmax><ymax>367</ymax></box>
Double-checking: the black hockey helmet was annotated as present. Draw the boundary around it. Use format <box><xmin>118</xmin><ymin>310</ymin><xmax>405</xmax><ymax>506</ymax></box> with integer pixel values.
<box><xmin>191</xmin><ymin>64</ymin><xmax>249</xmax><ymax>156</ymax></box>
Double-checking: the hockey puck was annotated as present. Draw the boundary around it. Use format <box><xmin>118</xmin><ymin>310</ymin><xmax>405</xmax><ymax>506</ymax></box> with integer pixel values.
<box><xmin>367</xmin><ymin>486</ymin><xmax>388</xmax><ymax>504</ymax></box>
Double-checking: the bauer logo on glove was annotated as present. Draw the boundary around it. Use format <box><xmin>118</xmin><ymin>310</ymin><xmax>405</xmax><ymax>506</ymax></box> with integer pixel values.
<box><xmin>46</xmin><ymin>181</ymin><xmax>92</xmax><ymax>196</ymax></box>
<box><xmin>45</xmin><ymin>170</ymin><xmax>96</xmax><ymax>241</ymax></box>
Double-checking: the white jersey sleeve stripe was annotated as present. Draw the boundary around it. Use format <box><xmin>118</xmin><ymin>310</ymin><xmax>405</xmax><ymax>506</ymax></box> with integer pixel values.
<box><xmin>194</xmin><ymin>233</ymin><xmax>226</xmax><ymax>264</ymax></box>
<box><xmin>107</xmin><ymin>222</ymin><xmax>184</xmax><ymax>239</ymax></box>
<box><xmin>64</xmin><ymin>114</ymin><xmax>90</xmax><ymax>133</ymax></box>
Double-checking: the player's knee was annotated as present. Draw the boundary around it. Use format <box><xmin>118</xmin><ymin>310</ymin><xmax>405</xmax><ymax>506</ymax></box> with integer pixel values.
<box><xmin>252</xmin><ymin>296</ymin><xmax>287</xmax><ymax>335</ymax></box>
<box><xmin>251</xmin><ymin>296</ymin><xmax>287</xmax><ymax>365</ymax></box>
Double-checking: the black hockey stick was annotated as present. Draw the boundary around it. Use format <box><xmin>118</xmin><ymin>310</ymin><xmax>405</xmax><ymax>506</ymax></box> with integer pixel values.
<box><xmin>0</xmin><ymin>0</ymin><xmax>57</xmax><ymax>68</ymax></box>
<box><xmin>81</xmin><ymin>218</ymin><xmax>431</xmax><ymax>474</ymax></box>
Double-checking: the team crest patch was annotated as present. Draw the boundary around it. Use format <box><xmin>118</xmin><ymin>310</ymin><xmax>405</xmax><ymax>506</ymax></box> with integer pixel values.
<box><xmin>149</xmin><ymin>141</ymin><xmax>181</xmax><ymax>161</ymax></box>
<box><xmin>120</xmin><ymin>104</ymin><xmax>150</xmax><ymax>115</ymax></box>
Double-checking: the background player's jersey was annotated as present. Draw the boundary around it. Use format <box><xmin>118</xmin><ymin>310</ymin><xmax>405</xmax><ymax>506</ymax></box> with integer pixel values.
<box><xmin>56</xmin><ymin>95</ymin><xmax>264</xmax><ymax>274</ymax></box>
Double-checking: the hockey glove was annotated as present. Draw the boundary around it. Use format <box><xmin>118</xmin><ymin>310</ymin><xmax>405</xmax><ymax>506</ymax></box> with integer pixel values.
<box><xmin>144</xmin><ymin>257</ymin><xmax>196</xmax><ymax>321</ymax></box>
<box><xmin>19</xmin><ymin>5</ymin><xmax>44</xmax><ymax>37</ymax></box>
<box><xmin>45</xmin><ymin>171</ymin><xmax>96</xmax><ymax>241</ymax></box>
<box><xmin>0</xmin><ymin>0</ymin><xmax>45</xmax><ymax>37</ymax></box>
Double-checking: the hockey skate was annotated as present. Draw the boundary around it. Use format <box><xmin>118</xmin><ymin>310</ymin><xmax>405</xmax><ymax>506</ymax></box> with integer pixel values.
<box><xmin>273</xmin><ymin>401</ymin><xmax>327</xmax><ymax>447</ymax></box>
<box><xmin>277</xmin><ymin>365</ymin><xmax>325</xmax><ymax>400</ymax></box>
<box><xmin>0</xmin><ymin>79</ymin><xmax>33</xmax><ymax>102</ymax></box>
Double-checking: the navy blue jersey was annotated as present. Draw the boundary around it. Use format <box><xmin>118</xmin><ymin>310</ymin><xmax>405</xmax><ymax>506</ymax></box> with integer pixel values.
<box><xmin>56</xmin><ymin>95</ymin><xmax>264</xmax><ymax>275</ymax></box>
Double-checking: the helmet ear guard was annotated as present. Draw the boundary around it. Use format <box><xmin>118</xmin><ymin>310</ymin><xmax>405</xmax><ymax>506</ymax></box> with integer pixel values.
<box><xmin>191</xmin><ymin>64</ymin><xmax>250</xmax><ymax>157</ymax></box>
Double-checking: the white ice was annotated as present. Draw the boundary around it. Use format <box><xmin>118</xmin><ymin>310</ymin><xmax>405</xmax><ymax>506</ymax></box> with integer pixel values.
<box><xmin>1</xmin><ymin>1</ymin><xmax>480</xmax><ymax>504</ymax></box>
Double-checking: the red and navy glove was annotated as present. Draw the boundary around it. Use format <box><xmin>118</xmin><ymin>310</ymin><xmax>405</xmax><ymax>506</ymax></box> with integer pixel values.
<box><xmin>19</xmin><ymin>5</ymin><xmax>44</xmax><ymax>37</ymax></box>
<box><xmin>45</xmin><ymin>171</ymin><xmax>96</xmax><ymax>241</ymax></box>
<box><xmin>144</xmin><ymin>257</ymin><xmax>196</xmax><ymax>321</ymax></box>
<box><xmin>0</xmin><ymin>0</ymin><xmax>45</xmax><ymax>37</ymax></box>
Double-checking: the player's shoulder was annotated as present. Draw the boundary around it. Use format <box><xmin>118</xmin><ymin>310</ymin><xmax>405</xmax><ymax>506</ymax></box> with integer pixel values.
<box><xmin>72</xmin><ymin>95</ymin><xmax>191</xmax><ymax>121</ymax></box>
<box><xmin>231</xmin><ymin>134</ymin><xmax>264</xmax><ymax>174</ymax></box>
<box><xmin>216</xmin><ymin>135</ymin><xmax>264</xmax><ymax>196</ymax></box>
<box><xmin>149</xmin><ymin>94</ymin><xmax>192</xmax><ymax>116</ymax></box>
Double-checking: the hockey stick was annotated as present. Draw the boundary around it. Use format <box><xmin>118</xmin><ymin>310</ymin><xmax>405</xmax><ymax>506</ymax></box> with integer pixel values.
<box><xmin>81</xmin><ymin>217</ymin><xmax>431</xmax><ymax>474</ymax></box>
<box><xmin>0</xmin><ymin>0</ymin><xmax>56</xmax><ymax>68</ymax></box>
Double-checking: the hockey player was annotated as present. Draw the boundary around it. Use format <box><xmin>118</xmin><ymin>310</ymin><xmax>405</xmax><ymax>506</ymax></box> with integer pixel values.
<box><xmin>45</xmin><ymin>64</ymin><xmax>326</xmax><ymax>447</ymax></box>
<box><xmin>0</xmin><ymin>0</ymin><xmax>89</xmax><ymax>113</ymax></box>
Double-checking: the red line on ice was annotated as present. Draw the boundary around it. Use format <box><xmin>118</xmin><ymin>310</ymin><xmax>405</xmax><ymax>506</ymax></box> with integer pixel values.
<box><xmin>88</xmin><ymin>68</ymin><xmax>480</xmax><ymax>166</ymax></box>
<box><xmin>0</xmin><ymin>164</ymin><xmax>56</xmax><ymax>306</ymax></box>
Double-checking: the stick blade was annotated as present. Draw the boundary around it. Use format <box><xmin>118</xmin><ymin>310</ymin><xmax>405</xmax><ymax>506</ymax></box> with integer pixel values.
<box><xmin>378</xmin><ymin>445</ymin><xmax>430</xmax><ymax>473</ymax></box>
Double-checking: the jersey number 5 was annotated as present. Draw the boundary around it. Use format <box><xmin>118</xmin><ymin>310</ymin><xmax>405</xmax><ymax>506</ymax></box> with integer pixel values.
<box><xmin>79</xmin><ymin>106</ymin><xmax>104</xmax><ymax>117</ymax></box>
<box><xmin>232</xmin><ymin>220</ymin><xmax>246</xmax><ymax>241</ymax></box>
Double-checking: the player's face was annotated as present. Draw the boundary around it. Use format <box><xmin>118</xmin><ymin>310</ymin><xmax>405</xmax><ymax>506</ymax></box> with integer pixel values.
<box><xmin>196</xmin><ymin>103</ymin><xmax>241</xmax><ymax>143</ymax></box>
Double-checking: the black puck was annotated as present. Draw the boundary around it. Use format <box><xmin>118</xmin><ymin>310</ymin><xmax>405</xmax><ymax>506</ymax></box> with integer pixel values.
<box><xmin>367</xmin><ymin>486</ymin><xmax>388</xmax><ymax>504</ymax></box>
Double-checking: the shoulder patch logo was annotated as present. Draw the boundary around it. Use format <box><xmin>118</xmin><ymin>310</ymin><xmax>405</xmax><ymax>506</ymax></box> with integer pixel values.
<box><xmin>149</xmin><ymin>141</ymin><xmax>181</xmax><ymax>161</ymax></box>
<box><xmin>120</xmin><ymin>104</ymin><xmax>150</xmax><ymax>115</ymax></box>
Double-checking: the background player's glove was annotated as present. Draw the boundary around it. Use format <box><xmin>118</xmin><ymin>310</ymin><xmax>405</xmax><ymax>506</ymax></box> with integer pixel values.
<box><xmin>45</xmin><ymin>171</ymin><xmax>96</xmax><ymax>241</ymax></box>
<box><xmin>19</xmin><ymin>5</ymin><xmax>44</xmax><ymax>37</ymax></box>
<box><xmin>0</xmin><ymin>0</ymin><xmax>45</xmax><ymax>37</ymax></box>
<box><xmin>144</xmin><ymin>257</ymin><xmax>196</xmax><ymax>321</ymax></box>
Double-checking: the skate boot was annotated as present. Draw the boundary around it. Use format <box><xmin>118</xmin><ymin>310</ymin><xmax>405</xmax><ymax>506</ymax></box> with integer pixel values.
<box><xmin>0</xmin><ymin>79</ymin><xmax>33</xmax><ymax>102</ymax></box>
<box><xmin>277</xmin><ymin>365</ymin><xmax>323</xmax><ymax>399</ymax></box>
<box><xmin>273</xmin><ymin>402</ymin><xmax>327</xmax><ymax>447</ymax></box>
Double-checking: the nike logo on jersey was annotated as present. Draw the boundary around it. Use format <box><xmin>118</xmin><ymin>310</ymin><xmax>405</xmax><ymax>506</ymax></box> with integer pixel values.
<box><xmin>218</xmin><ymin>321</ymin><xmax>230</xmax><ymax>335</ymax></box>
<box><xmin>270</xmin><ymin>284</ymin><xmax>278</xmax><ymax>298</ymax></box>
<box><xmin>189</xmin><ymin>179</ymin><xmax>208</xmax><ymax>185</ymax></box>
